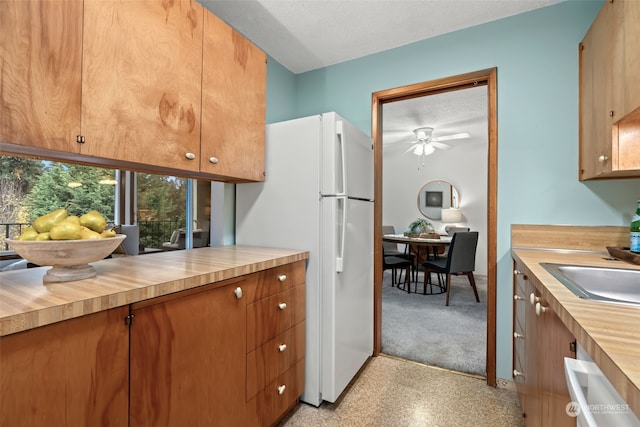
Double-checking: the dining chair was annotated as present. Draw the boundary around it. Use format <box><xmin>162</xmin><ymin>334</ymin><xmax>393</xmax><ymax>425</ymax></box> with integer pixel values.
<box><xmin>421</xmin><ymin>231</ymin><xmax>480</xmax><ymax>306</ymax></box>
<box><xmin>382</xmin><ymin>246</ymin><xmax>413</xmax><ymax>293</ymax></box>
<box><xmin>382</xmin><ymin>224</ymin><xmax>416</xmax><ymax>282</ymax></box>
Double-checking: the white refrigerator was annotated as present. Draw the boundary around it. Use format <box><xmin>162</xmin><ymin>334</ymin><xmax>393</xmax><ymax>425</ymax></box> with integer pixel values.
<box><xmin>235</xmin><ymin>112</ymin><xmax>374</xmax><ymax>406</ymax></box>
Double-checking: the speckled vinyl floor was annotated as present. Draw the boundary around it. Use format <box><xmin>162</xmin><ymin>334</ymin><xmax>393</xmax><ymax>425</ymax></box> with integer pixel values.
<box><xmin>278</xmin><ymin>355</ymin><xmax>524</xmax><ymax>427</ymax></box>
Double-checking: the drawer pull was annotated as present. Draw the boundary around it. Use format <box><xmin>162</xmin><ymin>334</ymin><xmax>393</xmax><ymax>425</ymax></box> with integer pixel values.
<box><xmin>209</xmin><ymin>156</ymin><xmax>219</xmax><ymax>164</ymax></box>
<box><xmin>278</xmin><ymin>385</ymin><xmax>286</xmax><ymax>395</ymax></box>
<box><xmin>278</xmin><ymin>274</ymin><xmax>287</xmax><ymax>282</ymax></box>
<box><xmin>513</xmin><ymin>369</ymin><xmax>524</xmax><ymax>378</ymax></box>
<box><xmin>513</xmin><ymin>295</ymin><xmax>525</xmax><ymax>301</ymax></box>
<box><xmin>185</xmin><ymin>152</ymin><xmax>196</xmax><ymax>160</ymax></box>
<box><xmin>279</xmin><ymin>344</ymin><xmax>287</xmax><ymax>352</ymax></box>
<box><xmin>513</xmin><ymin>332</ymin><xmax>525</xmax><ymax>339</ymax></box>
<box><xmin>535</xmin><ymin>302</ymin><xmax>547</xmax><ymax>316</ymax></box>
<box><xmin>278</xmin><ymin>302</ymin><xmax>287</xmax><ymax>310</ymax></box>
<box><xmin>529</xmin><ymin>293</ymin><xmax>539</xmax><ymax>305</ymax></box>
<box><xmin>234</xmin><ymin>287</ymin><xmax>243</xmax><ymax>299</ymax></box>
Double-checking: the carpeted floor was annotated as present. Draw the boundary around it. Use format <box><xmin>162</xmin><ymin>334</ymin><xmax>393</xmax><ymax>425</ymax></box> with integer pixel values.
<box><xmin>381</xmin><ymin>270</ymin><xmax>487</xmax><ymax>376</ymax></box>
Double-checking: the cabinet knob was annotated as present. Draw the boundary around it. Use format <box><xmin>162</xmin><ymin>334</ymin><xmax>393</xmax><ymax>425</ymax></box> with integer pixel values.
<box><xmin>513</xmin><ymin>294</ymin><xmax>525</xmax><ymax>301</ymax></box>
<box><xmin>513</xmin><ymin>269</ymin><xmax>521</xmax><ymax>275</ymax></box>
<box><xmin>209</xmin><ymin>157</ymin><xmax>219</xmax><ymax>164</ymax></box>
<box><xmin>278</xmin><ymin>302</ymin><xmax>287</xmax><ymax>310</ymax></box>
<box><xmin>278</xmin><ymin>384</ymin><xmax>286</xmax><ymax>395</ymax></box>
<box><xmin>535</xmin><ymin>302</ymin><xmax>547</xmax><ymax>316</ymax></box>
<box><xmin>513</xmin><ymin>369</ymin><xmax>524</xmax><ymax>378</ymax></box>
<box><xmin>598</xmin><ymin>155</ymin><xmax>608</xmax><ymax>162</ymax></box>
<box><xmin>529</xmin><ymin>293</ymin><xmax>539</xmax><ymax>306</ymax></box>
<box><xmin>278</xmin><ymin>344</ymin><xmax>287</xmax><ymax>352</ymax></box>
<box><xmin>185</xmin><ymin>152</ymin><xmax>196</xmax><ymax>160</ymax></box>
<box><xmin>513</xmin><ymin>332</ymin><xmax>525</xmax><ymax>339</ymax></box>
<box><xmin>278</xmin><ymin>274</ymin><xmax>287</xmax><ymax>282</ymax></box>
<box><xmin>234</xmin><ymin>287</ymin><xmax>243</xmax><ymax>299</ymax></box>
<box><xmin>609</xmin><ymin>110</ymin><xmax>614</xmax><ymax>117</ymax></box>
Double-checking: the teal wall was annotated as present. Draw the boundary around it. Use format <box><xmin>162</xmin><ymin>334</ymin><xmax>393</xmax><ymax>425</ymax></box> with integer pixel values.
<box><xmin>264</xmin><ymin>1</ymin><xmax>640</xmax><ymax>380</ymax></box>
<box><xmin>265</xmin><ymin>55</ymin><xmax>297</xmax><ymax>123</ymax></box>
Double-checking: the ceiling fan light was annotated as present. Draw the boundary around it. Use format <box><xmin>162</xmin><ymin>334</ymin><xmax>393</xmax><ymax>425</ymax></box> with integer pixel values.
<box><xmin>413</xmin><ymin>127</ymin><xmax>433</xmax><ymax>141</ymax></box>
<box><xmin>413</xmin><ymin>143</ymin><xmax>435</xmax><ymax>156</ymax></box>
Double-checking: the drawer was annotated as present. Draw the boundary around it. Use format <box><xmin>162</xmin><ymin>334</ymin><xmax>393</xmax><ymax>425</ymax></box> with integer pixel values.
<box><xmin>246</xmin><ymin>321</ymin><xmax>305</xmax><ymax>400</ymax></box>
<box><xmin>248</xmin><ymin>360</ymin><xmax>305</xmax><ymax>427</ymax></box>
<box><xmin>247</xmin><ymin>261</ymin><xmax>306</xmax><ymax>303</ymax></box>
<box><xmin>247</xmin><ymin>284</ymin><xmax>305</xmax><ymax>351</ymax></box>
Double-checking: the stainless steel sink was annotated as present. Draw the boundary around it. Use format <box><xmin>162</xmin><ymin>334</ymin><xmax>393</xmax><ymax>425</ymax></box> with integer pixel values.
<box><xmin>541</xmin><ymin>263</ymin><xmax>640</xmax><ymax>306</ymax></box>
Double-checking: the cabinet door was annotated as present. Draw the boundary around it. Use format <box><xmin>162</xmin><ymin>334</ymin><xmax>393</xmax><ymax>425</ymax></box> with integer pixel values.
<box><xmin>612</xmin><ymin>0</ymin><xmax>640</xmax><ymax>120</ymax></box>
<box><xmin>537</xmin><ymin>297</ymin><xmax>575</xmax><ymax>426</ymax></box>
<box><xmin>0</xmin><ymin>307</ymin><xmax>129</xmax><ymax>427</ymax></box>
<box><xmin>0</xmin><ymin>0</ymin><xmax>82</xmax><ymax>153</ymax></box>
<box><xmin>130</xmin><ymin>280</ymin><xmax>250</xmax><ymax>426</ymax></box>
<box><xmin>81</xmin><ymin>0</ymin><xmax>203</xmax><ymax>171</ymax></box>
<box><xmin>613</xmin><ymin>0</ymin><xmax>640</xmax><ymax>173</ymax></box>
<box><xmin>579</xmin><ymin>2</ymin><xmax>613</xmax><ymax>180</ymax></box>
<box><xmin>524</xmin><ymin>281</ymin><xmax>543</xmax><ymax>426</ymax></box>
<box><xmin>201</xmin><ymin>10</ymin><xmax>266</xmax><ymax>182</ymax></box>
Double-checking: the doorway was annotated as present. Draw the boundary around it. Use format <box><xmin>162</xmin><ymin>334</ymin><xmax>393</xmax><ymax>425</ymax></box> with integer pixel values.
<box><xmin>372</xmin><ymin>68</ymin><xmax>498</xmax><ymax>386</ymax></box>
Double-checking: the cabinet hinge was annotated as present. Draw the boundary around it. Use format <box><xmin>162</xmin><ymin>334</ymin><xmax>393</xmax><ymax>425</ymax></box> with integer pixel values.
<box><xmin>124</xmin><ymin>313</ymin><xmax>135</xmax><ymax>326</ymax></box>
<box><xmin>570</xmin><ymin>340</ymin><xmax>576</xmax><ymax>353</ymax></box>
<box><xmin>76</xmin><ymin>135</ymin><xmax>85</xmax><ymax>144</ymax></box>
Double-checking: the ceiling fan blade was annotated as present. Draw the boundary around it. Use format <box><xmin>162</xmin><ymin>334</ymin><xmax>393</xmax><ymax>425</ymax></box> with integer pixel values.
<box><xmin>431</xmin><ymin>141</ymin><xmax>453</xmax><ymax>150</ymax></box>
<box><xmin>431</xmin><ymin>132</ymin><xmax>471</xmax><ymax>142</ymax></box>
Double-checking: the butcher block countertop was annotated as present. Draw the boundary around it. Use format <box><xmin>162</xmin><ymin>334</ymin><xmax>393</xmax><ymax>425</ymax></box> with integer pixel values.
<box><xmin>0</xmin><ymin>245</ymin><xmax>309</xmax><ymax>337</ymax></box>
<box><xmin>511</xmin><ymin>224</ymin><xmax>640</xmax><ymax>417</ymax></box>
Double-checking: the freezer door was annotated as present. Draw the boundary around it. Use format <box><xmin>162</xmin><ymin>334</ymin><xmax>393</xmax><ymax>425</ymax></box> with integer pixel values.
<box><xmin>320</xmin><ymin>196</ymin><xmax>373</xmax><ymax>403</ymax></box>
<box><xmin>321</xmin><ymin>113</ymin><xmax>374</xmax><ymax>201</ymax></box>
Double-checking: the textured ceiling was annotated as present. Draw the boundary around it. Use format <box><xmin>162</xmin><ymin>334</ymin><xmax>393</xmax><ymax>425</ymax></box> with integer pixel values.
<box><xmin>201</xmin><ymin>0</ymin><xmax>563</xmax><ymax>74</ymax></box>
<box><xmin>382</xmin><ymin>85</ymin><xmax>488</xmax><ymax>152</ymax></box>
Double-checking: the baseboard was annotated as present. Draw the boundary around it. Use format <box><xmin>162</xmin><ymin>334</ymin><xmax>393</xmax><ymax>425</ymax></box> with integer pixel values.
<box><xmin>496</xmin><ymin>378</ymin><xmax>516</xmax><ymax>392</ymax></box>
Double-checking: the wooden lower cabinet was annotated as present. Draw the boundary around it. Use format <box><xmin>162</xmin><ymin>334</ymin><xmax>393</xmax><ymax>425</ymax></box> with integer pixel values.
<box><xmin>130</xmin><ymin>276</ymin><xmax>253</xmax><ymax>426</ymax></box>
<box><xmin>130</xmin><ymin>260</ymin><xmax>306</xmax><ymax>426</ymax></box>
<box><xmin>513</xmin><ymin>260</ymin><xmax>575</xmax><ymax>426</ymax></box>
<box><xmin>0</xmin><ymin>261</ymin><xmax>305</xmax><ymax>427</ymax></box>
<box><xmin>0</xmin><ymin>306</ymin><xmax>129</xmax><ymax>427</ymax></box>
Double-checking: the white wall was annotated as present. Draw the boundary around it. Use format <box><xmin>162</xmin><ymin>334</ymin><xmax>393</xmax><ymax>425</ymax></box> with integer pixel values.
<box><xmin>383</xmin><ymin>119</ymin><xmax>488</xmax><ymax>275</ymax></box>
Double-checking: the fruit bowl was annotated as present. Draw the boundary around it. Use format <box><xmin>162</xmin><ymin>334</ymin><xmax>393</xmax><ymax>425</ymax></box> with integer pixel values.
<box><xmin>6</xmin><ymin>235</ymin><xmax>126</xmax><ymax>283</ymax></box>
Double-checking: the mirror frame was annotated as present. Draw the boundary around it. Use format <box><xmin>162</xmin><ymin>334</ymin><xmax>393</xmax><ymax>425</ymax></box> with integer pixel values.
<box><xmin>417</xmin><ymin>180</ymin><xmax>460</xmax><ymax>220</ymax></box>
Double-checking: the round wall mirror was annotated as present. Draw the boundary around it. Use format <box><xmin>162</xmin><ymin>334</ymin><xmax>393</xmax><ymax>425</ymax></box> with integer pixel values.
<box><xmin>417</xmin><ymin>180</ymin><xmax>460</xmax><ymax>220</ymax></box>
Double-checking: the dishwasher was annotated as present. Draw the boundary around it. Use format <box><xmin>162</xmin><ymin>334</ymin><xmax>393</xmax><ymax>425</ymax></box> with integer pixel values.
<box><xmin>564</xmin><ymin>343</ymin><xmax>640</xmax><ymax>427</ymax></box>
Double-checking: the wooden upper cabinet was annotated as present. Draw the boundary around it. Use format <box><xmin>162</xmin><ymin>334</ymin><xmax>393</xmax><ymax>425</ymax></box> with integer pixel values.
<box><xmin>201</xmin><ymin>11</ymin><xmax>267</xmax><ymax>182</ymax></box>
<box><xmin>81</xmin><ymin>0</ymin><xmax>204</xmax><ymax>171</ymax></box>
<box><xmin>579</xmin><ymin>0</ymin><xmax>640</xmax><ymax>180</ymax></box>
<box><xmin>0</xmin><ymin>0</ymin><xmax>82</xmax><ymax>153</ymax></box>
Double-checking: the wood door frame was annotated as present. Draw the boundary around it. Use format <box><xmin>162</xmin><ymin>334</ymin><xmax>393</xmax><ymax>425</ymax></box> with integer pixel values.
<box><xmin>372</xmin><ymin>68</ymin><xmax>498</xmax><ymax>387</ymax></box>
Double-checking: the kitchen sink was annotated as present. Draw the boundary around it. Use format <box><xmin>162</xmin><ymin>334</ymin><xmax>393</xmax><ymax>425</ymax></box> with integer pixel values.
<box><xmin>541</xmin><ymin>263</ymin><xmax>640</xmax><ymax>306</ymax></box>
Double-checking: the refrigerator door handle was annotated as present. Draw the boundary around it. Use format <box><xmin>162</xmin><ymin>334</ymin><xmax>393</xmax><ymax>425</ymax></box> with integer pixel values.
<box><xmin>336</xmin><ymin>120</ymin><xmax>347</xmax><ymax>197</ymax></box>
<box><xmin>336</xmin><ymin>196</ymin><xmax>346</xmax><ymax>273</ymax></box>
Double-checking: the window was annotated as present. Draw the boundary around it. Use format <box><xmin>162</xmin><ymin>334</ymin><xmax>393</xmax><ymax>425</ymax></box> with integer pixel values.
<box><xmin>1</xmin><ymin>156</ymin><xmax>210</xmax><ymax>256</ymax></box>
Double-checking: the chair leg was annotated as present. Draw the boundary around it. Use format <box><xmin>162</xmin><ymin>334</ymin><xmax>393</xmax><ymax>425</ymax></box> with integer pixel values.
<box><xmin>467</xmin><ymin>272</ymin><xmax>480</xmax><ymax>302</ymax></box>
<box><xmin>405</xmin><ymin>265</ymin><xmax>411</xmax><ymax>293</ymax></box>
<box><xmin>445</xmin><ymin>274</ymin><xmax>452</xmax><ymax>306</ymax></box>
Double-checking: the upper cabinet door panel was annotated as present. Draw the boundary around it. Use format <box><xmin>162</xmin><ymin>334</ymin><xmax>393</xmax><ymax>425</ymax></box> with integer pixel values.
<box><xmin>0</xmin><ymin>0</ymin><xmax>82</xmax><ymax>153</ymax></box>
<box><xmin>579</xmin><ymin>3</ymin><xmax>613</xmax><ymax>180</ymax></box>
<box><xmin>611</xmin><ymin>0</ymin><xmax>640</xmax><ymax>120</ymax></box>
<box><xmin>81</xmin><ymin>0</ymin><xmax>203</xmax><ymax>171</ymax></box>
<box><xmin>201</xmin><ymin>11</ymin><xmax>266</xmax><ymax>182</ymax></box>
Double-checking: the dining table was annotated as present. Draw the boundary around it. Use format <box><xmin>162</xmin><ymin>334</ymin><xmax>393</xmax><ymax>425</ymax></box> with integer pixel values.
<box><xmin>382</xmin><ymin>234</ymin><xmax>452</xmax><ymax>294</ymax></box>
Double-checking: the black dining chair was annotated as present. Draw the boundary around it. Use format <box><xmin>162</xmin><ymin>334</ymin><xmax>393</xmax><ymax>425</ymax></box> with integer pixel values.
<box><xmin>382</xmin><ymin>225</ymin><xmax>416</xmax><ymax>282</ymax></box>
<box><xmin>421</xmin><ymin>231</ymin><xmax>480</xmax><ymax>306</ymax></box>
<box><xmin>382</xmin><ymin>246</ymin><xmax>413</xmax><ymax>293</ymax></box>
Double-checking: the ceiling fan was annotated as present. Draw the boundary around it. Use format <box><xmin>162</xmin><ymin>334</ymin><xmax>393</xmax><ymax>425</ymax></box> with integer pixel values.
<box><xmin>389</xmin><ymin>127</ymin><xmax>471</xmax><ymax>156</ymax></box>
